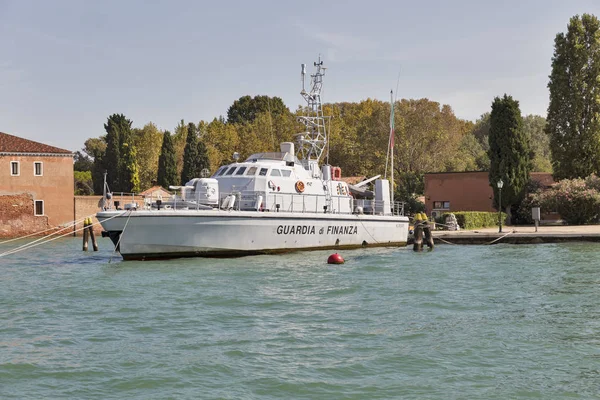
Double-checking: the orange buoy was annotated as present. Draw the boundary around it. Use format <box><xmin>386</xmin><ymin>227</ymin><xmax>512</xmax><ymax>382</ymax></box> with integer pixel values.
<box><xmin>327</xmin><ymin>253</ymin><xmax>345</xmax><ymax>264</ymax></box>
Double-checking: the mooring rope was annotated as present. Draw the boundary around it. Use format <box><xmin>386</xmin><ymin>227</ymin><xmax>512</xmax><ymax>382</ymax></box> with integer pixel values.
<box><xmin>0</xmin><ymin>212</ymin><xmax>126</xmax><ymax>258</ymax></box>
<box><xmin>108</xmin><ymin>210</ymin><xmax>133</xmax><ymax>263</ymax></box>
<box><xmin>487</xmin><ymin>231</ymin><xmax>513</xmax><ymax>245</ymax></box>
<box><xmin>0</xmin><ymin>214</ymin><xmax>97</xmax><ymax>245</ymax></box>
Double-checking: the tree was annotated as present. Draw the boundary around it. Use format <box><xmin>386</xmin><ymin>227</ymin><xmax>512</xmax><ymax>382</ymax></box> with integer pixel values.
<box><xmin>73</xmin><ymin>151</ymin><xmax>93</xmax><ymax>172</ymax></box>
<box><xmin>74</xmin><ymin>170</ymin><xmax>94</xmax><ymax>195</ymax></box>
<box><xmin>547</xmin><ymin>14</ymin><xmax>600</xmax><ymax>179</ymax></box>
<box><xmin>196</xmin><ymin>133</ymin><xmax>211</xmax><ymax>177</ymax></box>
<box><xmin>132</xmin><ymin>123</ymin><xmax>164</xmax><ymax>190</ymax></box>
<box><xmin>523</xmin><ymin>115</ymin><xmax>551</xmax><ymax>172</ymax></box>
<box><xmin>157</xmin><ymin>130</ymin><xmax>178</xmax><ymax>188</ymax></box>
<box><xmin>102</xmin><ymin>113</ymin><xmax>134</xmax><ymax>192</ymax></box>
<box><xmin>121</xmin><ymin>142</ymin><xmax>140</xmax><ymax>193</ymax></box>
<box><xmin>181</xmin><ymin>122</ymin><xmax>200</xmax><ymax>184</ymax></box>
<box><xmin>488</xmin><ymin>95</ymin><xmax>531</xmax><ymax>222</ymax></box>
<box><xmin>227</xmin><ymin>95</ymin><xmax>289</xmax><ymax>124</ymax></box>
<box><xmin>172</xmin><ymin>119</ymin><xmax>188</xmax><ymax>178</ymax></box>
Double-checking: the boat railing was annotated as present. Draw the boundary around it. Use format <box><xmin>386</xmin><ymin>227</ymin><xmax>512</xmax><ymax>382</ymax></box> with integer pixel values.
<box><xmin>101</xmin><ymin>190</ymin><xmax>405</xmax><ymax>216</ymax></box>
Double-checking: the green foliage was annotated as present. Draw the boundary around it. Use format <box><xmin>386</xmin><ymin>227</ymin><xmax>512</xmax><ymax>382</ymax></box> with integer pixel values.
<box><xmin>121</xmin><ymin>142</ymin><xmax>140</xmax><ymax>193</ymax></box>
<box><xmin>227</xmin><ymin>95</ymin><xmax>289</xmax><ymax>124</ymax></box>
<box><xmin>74</xmin><ymin>170</ymin><xmax>94</xmax><ymax>195</ymax></box>
<box><xmin>157</xmin><ymin>131</ymin><xmax>178</xmax><ymax>188</ymax></box>
<box><xmin>73</xmin><ymin>151</ymin><xmax>93</xmax><ymax>172</ymax></box>
<box><xmin>523</xmin><ymin>115</ymin><xmax>551</xmax><ymax>172</ymax></box>
<box><xmin>172</xmin><ymin>119</ymin><xmax>188</xmax><ymax>178</ymax></box>
<box><xmin>442</xmin><ymin>211</ymin><xmax>507</xmax><ymax>230</ymax></box>
<box><xmin>535</xmin><ymin>177</ymin><xmax>600</xmax><ymax>224</ymax></box>
<box><xmin>132</xmin><ymin>123</ymin><xmax>163</xmax><ymax>190</ymax></box>
<box><xmin>196</xmin><ymin>139</ymin><xmax>210</xmax><ymax>177</ymax></box>
<box><xmin>547</xmin><ymin>14</ymin><xmax>600</xmax><ymax>179</ymax></box>
<box><xmin>181</xmin><ymin>122</ymin><xmax>200</xmax><ymax>184</ymax></box>
<box><xmin>511</xmin><ymin>179</ymin><xmax>546</xmax><ymax>225</ymax></box>
<box><xmin>103</xmin><ymin>114</ymin><xmax>132</xmax><ymax>191</ymax></box>
<box><xmin>488</xmin><ymin>95</ymin><xmax>531</xmax><ymax>218</ymax></box>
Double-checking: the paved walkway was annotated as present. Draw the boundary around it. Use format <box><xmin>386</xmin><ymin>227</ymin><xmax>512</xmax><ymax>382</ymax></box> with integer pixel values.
<box><xmin>428</xmin><ymin>224</ymin><xmax>600</xmax><ymax>244</ymax></box>
<box><xmin>438</xmin><ymin>224</ymin><xmax>600</xmax><ymax>235</ymax></box>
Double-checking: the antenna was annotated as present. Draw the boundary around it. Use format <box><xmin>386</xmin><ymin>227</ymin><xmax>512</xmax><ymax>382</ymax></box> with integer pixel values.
<box><xmin>295</xmin><ymin>55</ymin><xmax>330</xmax><ymax>166</ymax></box>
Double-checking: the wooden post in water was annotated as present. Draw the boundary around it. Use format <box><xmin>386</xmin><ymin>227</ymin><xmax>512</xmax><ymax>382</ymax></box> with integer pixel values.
<box><xmin>413</xmin><ymin>223</ymin><xmax>424</xmax><ymax>252</ymax></box>
<box><xmin>423</xmin><ymin>221</ymin><xmax>434</xmax><ymax>249</ymax></box>
<box><xmin>88</xmin><ymin>219</ymin><xmax>98</xmax><ymax>251</ymax></box>
<box><xmin>82</xmin><ymin>218</ymin><xmax>89</xmax><ymax>251</ymax></box>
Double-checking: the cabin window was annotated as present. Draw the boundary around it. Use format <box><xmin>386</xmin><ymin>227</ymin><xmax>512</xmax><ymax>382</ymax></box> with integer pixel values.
<box><xmin>259</xmin><ymin>168</ymin><xmax>268</xmax><ymax>176</ymax></box>
<box><xmin>270</xmin><ymin>169</ymin><xmax>281</xmax><ymax>177</ymax></box>
<box><xmin>216</xmin><ymin>167</ymin><xmax>227</xmax><ymax>176</ymax></box>
<box><xmin>10</xmin><ymin>161</ymin><xmax>19</xmax><ymax>176</ymax></box>
<box><xmin>235</xmin><ymin>167</ymin><xmax>247</xmax><ymax>175</ymax></box>
<box><xmin>281</xmin><ymin>169</ymin><xmax>292</xmax><ymax>177</ymax></box>
<box><xmin>34</xmin><ymin>162</ymin><xmax>43</xmax><ymax>176</ymax></box>
<box><xmin>246</xmin><ymin>167</ymin><xmax>257</xmax><ymax>176</ymax></box>
<box><xmin>34</xmin><ymin>200</ymin><xmax>44</xmax><ymax>216</ymax></box>
<box><xmin>224</xmin><ymin>166</ymin><xmax>237</xmax><ymax>176</ymax></box>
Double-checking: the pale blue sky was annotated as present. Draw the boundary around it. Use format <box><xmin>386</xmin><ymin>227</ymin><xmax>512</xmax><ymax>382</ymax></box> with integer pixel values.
<box><xmin>1</xmin><ymin>0</ymin><xmax>599</xmax><ymax>151</ymax></box>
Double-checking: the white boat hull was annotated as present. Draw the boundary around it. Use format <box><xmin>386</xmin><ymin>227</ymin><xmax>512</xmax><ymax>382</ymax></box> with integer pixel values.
<box><xmin>98</xmin><ymin>210</ymin><xmax>409</xmax><ymax>260</ymax></box>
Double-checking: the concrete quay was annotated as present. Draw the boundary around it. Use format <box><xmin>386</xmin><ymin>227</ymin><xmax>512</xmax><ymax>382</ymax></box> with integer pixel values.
<box><xmin>431</xmin><ymin>225</ymin><xmax>600</xmax><ymax>245</ymax></box>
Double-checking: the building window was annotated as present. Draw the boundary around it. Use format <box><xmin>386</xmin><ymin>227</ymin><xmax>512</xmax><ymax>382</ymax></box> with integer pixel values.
<box><xmin>34</xmin><ymin>161</ymin><xmax>43</xmax><ymax>176</ymax></box>
<box><xmin>34</xmin><ymin>200</ymin><xmax>44</xmax><ymax>216</ymax></box>
<box><xmin>11</xmin><ymin>161</ymin><xmax>20</xmax><ymax>176</ymax></box>
<box><xmin>433</xmin><ymin>201</ymin><xmax>450</xmax><ymax>209</ymax></box>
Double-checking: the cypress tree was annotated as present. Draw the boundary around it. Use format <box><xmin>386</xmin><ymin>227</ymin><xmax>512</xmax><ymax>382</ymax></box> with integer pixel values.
<box><xmin>103</xmin><ymin>113</ymin><xmax>134</xmax><ymax>192</ymax></box>
<box><xmin>157</xmin><ymin>131</ymin><xmax>178</xmax><ymax>188</ymax></box>
<box><xmin>196</xmin><ymin>139</ymin><xmax>210</xmax><ymax>177</ymax></box>
<box><xmin>103</xmin><ymin>115</ymin><xmax>122</xmax><ymax>190</ymax></box>
<box><xmin>181</xmin><ymin>122</ymin><xmax>199</xmax><ymax>184</ymax></box>
<box><xmin>546</xmin><ymin>14</ymin><xmax>600</xmax><ymax>179</ymax></box>
<box><xmin>488</xmin><ymin>95</ymin><xmax>531</xmax><ymax>221</ymax></box>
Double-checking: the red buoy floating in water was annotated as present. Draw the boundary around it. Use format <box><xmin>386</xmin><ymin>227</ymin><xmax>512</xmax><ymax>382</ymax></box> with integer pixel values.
<box><xmin>327</xmin><ymin>253</ymin><xmax>345</xmax><ymax>264</ymax></box>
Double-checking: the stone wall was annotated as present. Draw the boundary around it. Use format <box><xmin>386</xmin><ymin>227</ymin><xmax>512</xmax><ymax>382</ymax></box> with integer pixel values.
<box><xmin>0</xmin><ymin>193</ymin><xmax>50</xmax><ymax>238</ymax></box>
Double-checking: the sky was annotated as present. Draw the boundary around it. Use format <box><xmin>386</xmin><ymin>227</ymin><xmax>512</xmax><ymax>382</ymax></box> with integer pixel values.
<box><xmin>1</xmin><ymin>0</ymin><xmax>600</xmax><ymax>152</ymax></box>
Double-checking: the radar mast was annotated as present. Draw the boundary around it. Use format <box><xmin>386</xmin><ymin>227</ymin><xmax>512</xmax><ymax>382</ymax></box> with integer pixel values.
<box><xmin>296</xmin><ymin>56</ymin><xmax>330</xmax><ymax>174</ymax></box>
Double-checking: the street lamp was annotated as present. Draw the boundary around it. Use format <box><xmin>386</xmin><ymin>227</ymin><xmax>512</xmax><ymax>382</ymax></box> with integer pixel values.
<box><xmin>497</xmin><ymin>179</ymin><xmax>504</xmax><ymax>233</ymax></box>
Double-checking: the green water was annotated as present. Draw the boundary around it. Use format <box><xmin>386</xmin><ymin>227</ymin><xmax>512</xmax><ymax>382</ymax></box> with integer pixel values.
<box><xmin>1</xmin><ymin>239</ymin><xmax>599</xmax><ymax>399</ymax></box>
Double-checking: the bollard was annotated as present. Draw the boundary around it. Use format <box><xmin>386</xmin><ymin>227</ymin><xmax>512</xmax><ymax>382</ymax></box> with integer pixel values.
<box><xmin>82</xmin><ymin>218</ymin><xmax>89</xmax><ymax>251</ymax></box>
<box><xmin>413</xmin><ymin>224</ymin><xmax>424</xmax><ymax>252</ymax></box>
<box><xmin>88</xmin><ymin>222</ymin><xmax>98</xmax><ymax>251</ymax></box>
<box><xmin>423</xmin><ymin>222</ymin><xmax>434</xmax><ymax>249</ymax></box>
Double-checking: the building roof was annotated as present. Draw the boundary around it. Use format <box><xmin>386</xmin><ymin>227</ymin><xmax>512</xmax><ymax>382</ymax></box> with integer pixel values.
<box><xmin>0</xmin><ymin>131</ymin><xmax>73</xmax><ymax>154</ymax></box>
<box><xmin>139</xmin><ymin>186</ymin><xmax>172</xmax><ymax>196</ymax></box>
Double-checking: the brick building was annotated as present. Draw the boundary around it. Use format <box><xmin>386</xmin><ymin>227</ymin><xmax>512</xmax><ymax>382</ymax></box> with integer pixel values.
<box><xmin>424</xmin><ymin>171</ymin><xmax>554</xmax><ymax>219</ymax></box>
<box><xmin>0</xmin><ymin>131</ymin><xmax>74</xmax><ymax>237</ymax></box>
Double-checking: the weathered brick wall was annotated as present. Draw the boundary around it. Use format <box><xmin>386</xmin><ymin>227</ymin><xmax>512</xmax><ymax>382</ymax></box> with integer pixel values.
<box><xmin>0</xmin><ymin>193</ymin><xmax>50</xmax><ymax>237</ymax></box>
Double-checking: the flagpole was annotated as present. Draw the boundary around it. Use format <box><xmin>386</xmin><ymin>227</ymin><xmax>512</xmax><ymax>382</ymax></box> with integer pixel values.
<box><xmin>390</xmin><ymin>90</ymin><xmax>394</xmax><ymax>210</ymax></box>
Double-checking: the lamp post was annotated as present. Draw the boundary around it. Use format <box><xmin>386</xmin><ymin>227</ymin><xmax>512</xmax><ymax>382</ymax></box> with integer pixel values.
<box><xmin>497</xmin><ymin>179</ymin><xmax>504</xmax><ymax>233</ymax></box>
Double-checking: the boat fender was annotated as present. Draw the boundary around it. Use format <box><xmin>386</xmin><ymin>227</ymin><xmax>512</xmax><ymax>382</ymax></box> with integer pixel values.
<box><xmin>295</xmin><ymin>181</ymin><xmax>305</xmax><ymax>193</ymax></box>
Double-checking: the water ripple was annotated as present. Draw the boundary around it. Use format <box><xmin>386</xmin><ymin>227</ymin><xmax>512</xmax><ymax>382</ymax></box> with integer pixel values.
<box><xmin>1</xmin><ymin>240</ymin><xmax>600</xmax><ymax>398</ymax></box>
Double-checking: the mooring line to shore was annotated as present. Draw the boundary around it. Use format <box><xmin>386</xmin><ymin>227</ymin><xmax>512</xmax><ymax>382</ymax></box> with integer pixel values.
<box><xmin>0</xmin><ymin>215</ymin><xmax>96</xmax><ymax>256</ymax></box>
<box><xmin>0</xmin><ymin>212</ymin><xmax>126</xmax><ymax>258</ymax></box>
<box><xmin>434</xmin><ymin>237</ymin><xmax>457</xmax><ymax>245</ymax></box>
<box><xmin>108</xmin><ymin>211</ymin><xmax>133</xmax><ymax>264</ymax></box>
<box><xmin>487</xmin><ymin>231</ymin><xmax>513</xmax><ymax>245</ymax></box>
<box><xmin>0</xmin><ymin>214</ymin><xmax>97</xmax><ymax>246</ymax></box>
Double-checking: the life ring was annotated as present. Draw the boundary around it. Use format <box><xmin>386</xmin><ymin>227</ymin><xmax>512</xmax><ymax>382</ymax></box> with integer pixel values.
<box><xmin>295</xmin><ymin>181</ymin><xmax>305</xmax><ymax>193</ymax></box>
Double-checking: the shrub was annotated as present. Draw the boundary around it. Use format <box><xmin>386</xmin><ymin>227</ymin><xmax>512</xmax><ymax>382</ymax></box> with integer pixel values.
<box><xmin>535</xmin><ymin>178</ymin><xmax>600</xmax><ymax>224</ymax></box>
<box><xmin>441</xmin><ymin>211</ymin><xmax>507</xmax><ymax>230</ymax></box>
<box><xmin>512</xmin><ymin>179</ymin><xmax>545</xmax><ymax>225</ymax></box>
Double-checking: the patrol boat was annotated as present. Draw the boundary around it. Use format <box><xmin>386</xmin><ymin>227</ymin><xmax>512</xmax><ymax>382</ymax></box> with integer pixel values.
<box><xmin>97</xmin><ymin>58</ymin><xmax>409</xmax><ymax>260</ymax></box>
